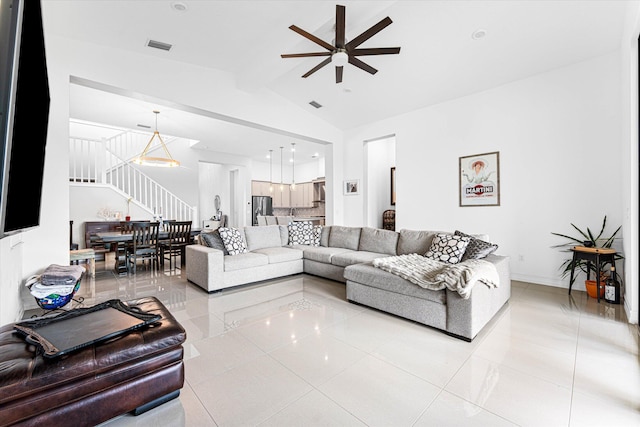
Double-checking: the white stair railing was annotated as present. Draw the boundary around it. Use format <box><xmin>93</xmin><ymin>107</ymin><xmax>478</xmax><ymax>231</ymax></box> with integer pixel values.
<box><xmin>69</xmin><ymin>133</ymin><xmax>195</xmax><ymax>222</ymax></box>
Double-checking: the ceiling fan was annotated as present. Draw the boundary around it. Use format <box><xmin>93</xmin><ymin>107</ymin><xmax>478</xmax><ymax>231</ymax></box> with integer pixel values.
<box><xmin>281</xmin><ymin>4</ymin><xmax>400</xmax><ymax>83</ymax></box>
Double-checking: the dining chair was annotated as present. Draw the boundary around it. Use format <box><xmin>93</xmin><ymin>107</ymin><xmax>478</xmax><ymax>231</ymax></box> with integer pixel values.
<box><xmin>126</xmin><ymin>221</ymin><xmax>160</xmax><ymax>274</ymax></box>
<box><xmin>159</xmin><ymin>221</ymin><xmax>192</xmax><ymax>271</ymax></box>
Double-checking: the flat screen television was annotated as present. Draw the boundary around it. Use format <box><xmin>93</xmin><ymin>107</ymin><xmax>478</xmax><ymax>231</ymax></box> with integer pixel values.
<box><xmin>0</xmin><ymin>0</ymin><xmax>50</xmax><ymax>238</ymax></box>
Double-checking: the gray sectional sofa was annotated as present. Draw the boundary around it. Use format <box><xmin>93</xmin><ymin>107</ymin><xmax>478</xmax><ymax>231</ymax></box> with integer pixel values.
<box><xmin>186</xmin><ymin>224</ymin><xmax>510</xmax><ymax>340</ymax></box>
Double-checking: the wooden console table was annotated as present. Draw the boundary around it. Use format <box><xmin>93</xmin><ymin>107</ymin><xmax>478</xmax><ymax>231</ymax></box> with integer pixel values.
<box><xmin>568</xmin><ymin>246</ymin><xmax>616</xmax><ymax>303</ymax></box>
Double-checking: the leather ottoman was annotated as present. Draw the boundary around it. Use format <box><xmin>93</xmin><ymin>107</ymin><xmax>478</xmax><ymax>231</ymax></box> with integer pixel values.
<box><xmin>0</xmin><ymin>297</ymin><xmax>186</xmax><ymax>426</ymax></box>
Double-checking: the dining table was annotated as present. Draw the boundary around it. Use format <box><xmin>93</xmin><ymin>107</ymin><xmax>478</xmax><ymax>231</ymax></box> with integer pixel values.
<box><xmin>96</xmin><ymin>228</ymin><xmax>201</xmax><ymax>274</ymax></box>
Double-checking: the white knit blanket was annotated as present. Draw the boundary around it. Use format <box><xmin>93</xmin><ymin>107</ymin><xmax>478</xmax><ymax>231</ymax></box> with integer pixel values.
<box><xmin>372</xmin><ymin>254</ymin><xmax>499</xmax><ymax>299</ymax></box>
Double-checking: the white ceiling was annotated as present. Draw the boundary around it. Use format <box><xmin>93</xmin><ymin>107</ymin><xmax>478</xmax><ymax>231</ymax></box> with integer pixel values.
<box><xmin>44</xmin><ymin>0</ymin><xmax>629</xmax><ymax>163</ymax></box>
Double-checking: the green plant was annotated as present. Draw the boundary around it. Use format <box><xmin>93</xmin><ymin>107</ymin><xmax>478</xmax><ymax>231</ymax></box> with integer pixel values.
<box><xmin>551</xmin><ymin>216</ymin><xmax>623</xmax><ymax>286</ymax></box>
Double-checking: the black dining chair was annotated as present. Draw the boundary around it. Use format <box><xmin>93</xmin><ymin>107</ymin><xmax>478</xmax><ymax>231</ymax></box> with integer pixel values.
<box><xmin>159</xmin><ymin>221</ymin><xmax>192</xmax><ymax>271</ymax></box>
<box><xmin>126</xmin><ymin>221</ymin><xmax>160</xmax><ymax>274</ymax></box>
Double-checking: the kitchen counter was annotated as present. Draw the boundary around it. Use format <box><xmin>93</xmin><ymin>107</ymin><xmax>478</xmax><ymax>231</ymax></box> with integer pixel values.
<box><xmin>293</xmin><ymin>217</ymin><xmax>325</xmax><ymax>225</ymax></box>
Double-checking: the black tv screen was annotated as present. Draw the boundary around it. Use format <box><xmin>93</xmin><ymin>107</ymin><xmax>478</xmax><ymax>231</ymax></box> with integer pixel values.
<box><xmin>0</xmin><ymin>0</ymin><xmax>50</xmax><ymax>237</ymax></box>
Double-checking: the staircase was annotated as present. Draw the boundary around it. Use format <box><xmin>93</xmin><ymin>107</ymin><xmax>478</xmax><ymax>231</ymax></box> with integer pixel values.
<box><xmin>69</xmin><ymin>129</ymin><xmax>196</xmax><ymax>222</ymax></box>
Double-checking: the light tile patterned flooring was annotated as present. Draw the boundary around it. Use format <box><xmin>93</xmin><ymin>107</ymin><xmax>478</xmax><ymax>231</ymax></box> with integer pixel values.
<box><xmin>38</xmin><ymin>259</ymin><xmax>638</xmax><ymax>426</ymax></box>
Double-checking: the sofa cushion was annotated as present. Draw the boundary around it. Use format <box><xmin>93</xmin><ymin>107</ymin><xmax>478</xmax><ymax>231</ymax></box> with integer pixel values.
<box><xmin>224</xmin><ymin>252</ymin><xmax>268</xmax><ymax>271</ymax></box>
<box><xmin>424</xmin><ymin>233</ymin><xmax>470</xmax><ymax>264</ymax></box>
<box><xmin>278</xmin><ymin>225</ymin><xmax>289</xmax><ymax>246</ymax></box>
<box><xmin>320</xmin><ymin>226</ymin><xmax>331</xmax><ymax>247</ymax></box>
<box><xmin>328</xmin><ymin>226</ymin><xmax>361</xmax><ymax>250</ymax></box>
<box><xmin>252</xmin><ymin>247</ymin><xmax>303</xmax><ymax>264</ymax></box>
<box><xmin>455</xmin><ymin>230</ymin><xmax>498</xmax><ymax>261</ymax></box>
<box><xmin>299</xmin><ymin>246</ymin><xmax>352</xmax><ymax>264</ymax></box>
<box><xmin>358</xmin><ymin>227</ymin><xmax>399</xmax><ymax>255</ymax></box>
<box><xmin>199</xmin><ymin>230</ymin><xmax>228</xmax><ymax>255</ymax></box>
<box><xmin>288</xmin><ymin>221</ymin><xmax>316</xmax><ymax>245</ymax></box>
<box><xmin>331</xmin><ymin>251</ymin><xmax>392</xmax><ymax>268</ymax></box>
<box><xmin>219</xmin><ymin>227</ymin><xmax>248</xmax><ymax>255</ymax></box>
<box><xmin>244</xmin><ymin>225</ymin><xmax>282</xmax><ymax>251</ymax></box>
<box><xmin>344</xmin><ymin>263</ymin><xmax>446</xmax><ymax>304</ymax></box>
<box><xmin>397</xmin><ymin>229</ymin><xmax>440</xmax><ymax>255</ymax></box>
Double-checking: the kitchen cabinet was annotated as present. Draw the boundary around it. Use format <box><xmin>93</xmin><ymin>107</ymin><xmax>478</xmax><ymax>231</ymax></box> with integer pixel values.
<box><xmin>273</xmin><ymin>185</ymin><xmax>290</xmax><ymax>208</ymax></box>
<box><xmin>290</xmin><ymin>182</ymin><xmax>313</xmax><ymax>207</ymax></box>
<box><xmin>251</xmin><ymin>180</ymin><xmax>272</xmax><ymax>196</ymax></box>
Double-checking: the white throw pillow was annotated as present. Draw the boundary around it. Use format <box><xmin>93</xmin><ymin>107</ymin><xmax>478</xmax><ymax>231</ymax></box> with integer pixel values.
<box><xmin>218</xmin><ymin>227</ymin><xmax>248</xmax><ymax>255</ymax></box>
<box><xmin>424</xmin><ymin>233</ymin><xmax>470</xmax><ymax>264</ymax></box>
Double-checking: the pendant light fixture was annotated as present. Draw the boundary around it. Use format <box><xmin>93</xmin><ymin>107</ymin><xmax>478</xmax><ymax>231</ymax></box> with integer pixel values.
<box><xmin>133</xmin><ymin>110</ymin><xmax>180</xmax><ymax>168</ymax></box>
<box><xmin>279</xmin><ymin>146</ymin><xmax>284</xmax><ymax>192</ymax></box>
<box><xmin>268</xmin><ymin>149</ymin><xmax>274</xmax><ymax>193</ymax></box>
<box><xmin>290</xmin><ymin>142</ymin><xmax>296</xmax><ymax>191</ymax></box>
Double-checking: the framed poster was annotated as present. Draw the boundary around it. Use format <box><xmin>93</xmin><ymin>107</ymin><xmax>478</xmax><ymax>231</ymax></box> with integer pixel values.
<box><xmin>459</xmin><ymin>151</ymin><xmax>500</xmax><ymax>207</ymax></box>
<box><xmin>344</xmin><ymin>179</ymin><xmax>360</xmax><ymax>195</ymax></box>
<box><xmin>390</xmin><ymin>167</ymin><xmax>396</xmax><ymax>205</ymax></box>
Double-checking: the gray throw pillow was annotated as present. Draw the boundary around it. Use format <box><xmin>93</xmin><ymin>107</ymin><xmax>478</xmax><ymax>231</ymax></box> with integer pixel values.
<box><xmin>200</xmin><ymin>230</ymin><xmax>229</xmax><ymax>255</ymax></box>
<box><xmin>455</xmin><ymin>230</ymin><xmax>498</xmax><ymax>261</ymax></box>
<box><xmin>424</xmin><ymin>233</ymin><xmax>470</xmax><ymax>264</ymax></box>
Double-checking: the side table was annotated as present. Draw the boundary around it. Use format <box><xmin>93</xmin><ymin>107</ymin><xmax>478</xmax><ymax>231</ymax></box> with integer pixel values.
<box><xmin>568</xmin><ymin>246</ymin><xmax>616</xmax><ymax>303</ymax></box>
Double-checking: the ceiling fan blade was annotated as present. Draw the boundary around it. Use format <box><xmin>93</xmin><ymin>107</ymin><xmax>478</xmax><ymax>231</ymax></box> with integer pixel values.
<box><xmin>302</xmin><ymin>57</ymin><xmax>332</xmax><ymax>78</ymax></box>
<box><xmin>289</xmin><ymin>25</ymin><xmax>335</xmax><ymax>51</ymax></box>
<box><xmin>281</xmin><ymin>52</ymin><xmax>332</xmax><ymax>58</ymax></box>
<box><xmin>336</xmin><ymin>66</ymin><xmax>343</xmax><ymax>83</ymax></box>
<box><xmin>351</xmin><ymin>47</ymin><xmax>401</xmax><ymax>56</ymax></box>
<box><xmin>345</xmin><ymin>16</ymin><xmax>393</xmax><ymax>50</ymax></box>
<box><xmin>348</xmin><ymin>56</ymin><xmax>378</xmax><ymax>75</ymax></box>
<box><xmin>335</xmin><ymin>5</ymin><xmax>346</xmax><ymax>48</ymax></box>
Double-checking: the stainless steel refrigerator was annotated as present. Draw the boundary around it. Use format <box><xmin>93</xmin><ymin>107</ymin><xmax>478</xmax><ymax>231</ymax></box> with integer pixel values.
<box><xmin>252</xmin><ymin>196</ymin><xmax>273</xmax><ymax>226</ymax></box>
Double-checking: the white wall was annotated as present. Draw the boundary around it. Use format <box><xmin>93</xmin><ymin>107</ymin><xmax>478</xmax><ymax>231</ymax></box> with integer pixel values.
<box><xmin>619</xmin><ymin>1</ymin><xmax>640</xmax><ymax>323</ymax></box>
<box><xmin>251</xmin><ymin>157</ymin><xmax>325</xmax><ymax>184</ymax></box>
<box><xmin>345</xmin><ymin>53</ymin><xmax>626</xmax><ymax>295</ymax></box>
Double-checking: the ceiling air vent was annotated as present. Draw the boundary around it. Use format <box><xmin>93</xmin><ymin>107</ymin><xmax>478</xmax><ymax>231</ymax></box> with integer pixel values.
<box><xmin>137</xmin><ymin>124</ymin><xmax>151</xmax><ymax>129</ymax></box>
<box><xmin>309</xmin><ymin>100</ymin><xmax>322</xmax><ymax>109</ymax></box>
<box><xmin>146</xmin><ymin>39</ymin><xmax>173</xmax><ymax>51</ymax></box>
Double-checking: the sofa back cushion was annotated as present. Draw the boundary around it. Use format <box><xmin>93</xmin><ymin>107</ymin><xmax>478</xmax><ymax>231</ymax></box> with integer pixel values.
<box><xmin>243</xmin><ymin>225</ymin><xmax>282</xmax><ymax>251</ymax></box>
<box><xmin>278</xmin><ymin>225</ymin><xmax>289</xmax><ymax>246</ymax></box>
<box><xmin>396</xmin><ymin>229</ymin><xmax>443</xmax><ymax>255</ymax></box>
<box><xmin>358</xmin><ymin>227</ymin><xmax>399</xmax><ymax>255</ymax></box>
<box><xmin>320</xmin><ymin>226</ymin><xmax>331</xmax><ymax>247</ymax></box>
<box><xmin>328</xmin><ymin>226</ymin><xmax>361</xmax><ymax>250</ymax></box>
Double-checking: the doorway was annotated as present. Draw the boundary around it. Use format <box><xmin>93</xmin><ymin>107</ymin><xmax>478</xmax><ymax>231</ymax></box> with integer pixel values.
<box><xmin>363</xmin><ymin>135</ymin><xmax>396</xmax><ymax>228</ymax></box>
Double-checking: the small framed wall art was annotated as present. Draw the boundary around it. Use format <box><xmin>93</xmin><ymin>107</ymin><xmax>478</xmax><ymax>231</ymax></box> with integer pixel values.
<box><xmin>459</xmin><ymin>151</ymin><xmax>500</xmax><ymax>207</ymax></box>
<box><xmin>344</xmin><ymin>179</ymin><xmax>360</xmax><ymax>195</ymax></box>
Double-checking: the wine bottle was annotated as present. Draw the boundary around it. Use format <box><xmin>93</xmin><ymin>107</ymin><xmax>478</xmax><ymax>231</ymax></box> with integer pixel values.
<box><xmin>604</xmin><ymin>266</ymin><xmax>621</xmax><ymax>304</ymax></box>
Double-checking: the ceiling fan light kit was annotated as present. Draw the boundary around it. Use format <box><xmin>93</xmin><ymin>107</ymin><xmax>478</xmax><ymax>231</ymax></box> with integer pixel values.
<box><xmin>281</xmin><ymin>4</ymin><xmax>400</xmax><ymax>83</ymax></box>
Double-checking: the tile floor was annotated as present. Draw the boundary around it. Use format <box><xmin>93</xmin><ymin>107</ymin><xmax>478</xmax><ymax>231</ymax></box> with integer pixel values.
<box><xmin>34</xmin><ymin>260</ymin><xmax>639</xmax><ymax>426</ymax></box>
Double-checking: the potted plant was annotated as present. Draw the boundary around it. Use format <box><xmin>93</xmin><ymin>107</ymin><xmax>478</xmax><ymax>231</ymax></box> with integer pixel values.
<box><xmin>551</xmin><ymin>216</ymin><xmax>623</xmax><ymax>287</ymax></box>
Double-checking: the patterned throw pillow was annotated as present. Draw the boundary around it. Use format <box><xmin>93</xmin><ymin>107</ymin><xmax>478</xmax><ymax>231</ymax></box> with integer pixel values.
<box><xmin>288</xmin><ymin>221</ymin><xmax>316</xmax><ymax>245</ymax></box>
<box><xmin>200</xmin><ymin>230</ymin><xmax>229</xmax><ymax>255</ymax></box>
<box><xmin>313</xmin><ymin>225</ymin><xmax>322</xmax><ymax>247</ymax></box>
<box><xmin>218</xmin><ymin>227</ymin><xmax>248</xmax><ymax>255</ymax></box>
<box><xmin>454</xmin><ymin>230</ymin><xmax>498</xmax><ymax>261</ymax></box>
<box><xmin>424</xmin><ymin>233</ymin><xmax>470</xmax><ymax>264</ymax></box>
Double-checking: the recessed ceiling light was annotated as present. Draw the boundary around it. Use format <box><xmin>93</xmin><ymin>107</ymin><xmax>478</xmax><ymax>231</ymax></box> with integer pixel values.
<box><xmin>471</xmin><ymin>29</ymin><xmax>487</xmax><ymax>40</ymax></box>
<box><xmin>309</xmin><ymin>100</ymin><xmax>322</xmax><ymax>109</ymax></box>
<box><xmin>171</xmin><ymin>2</ymin><xmax>188</xmax><ymax>12</ymax></box>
